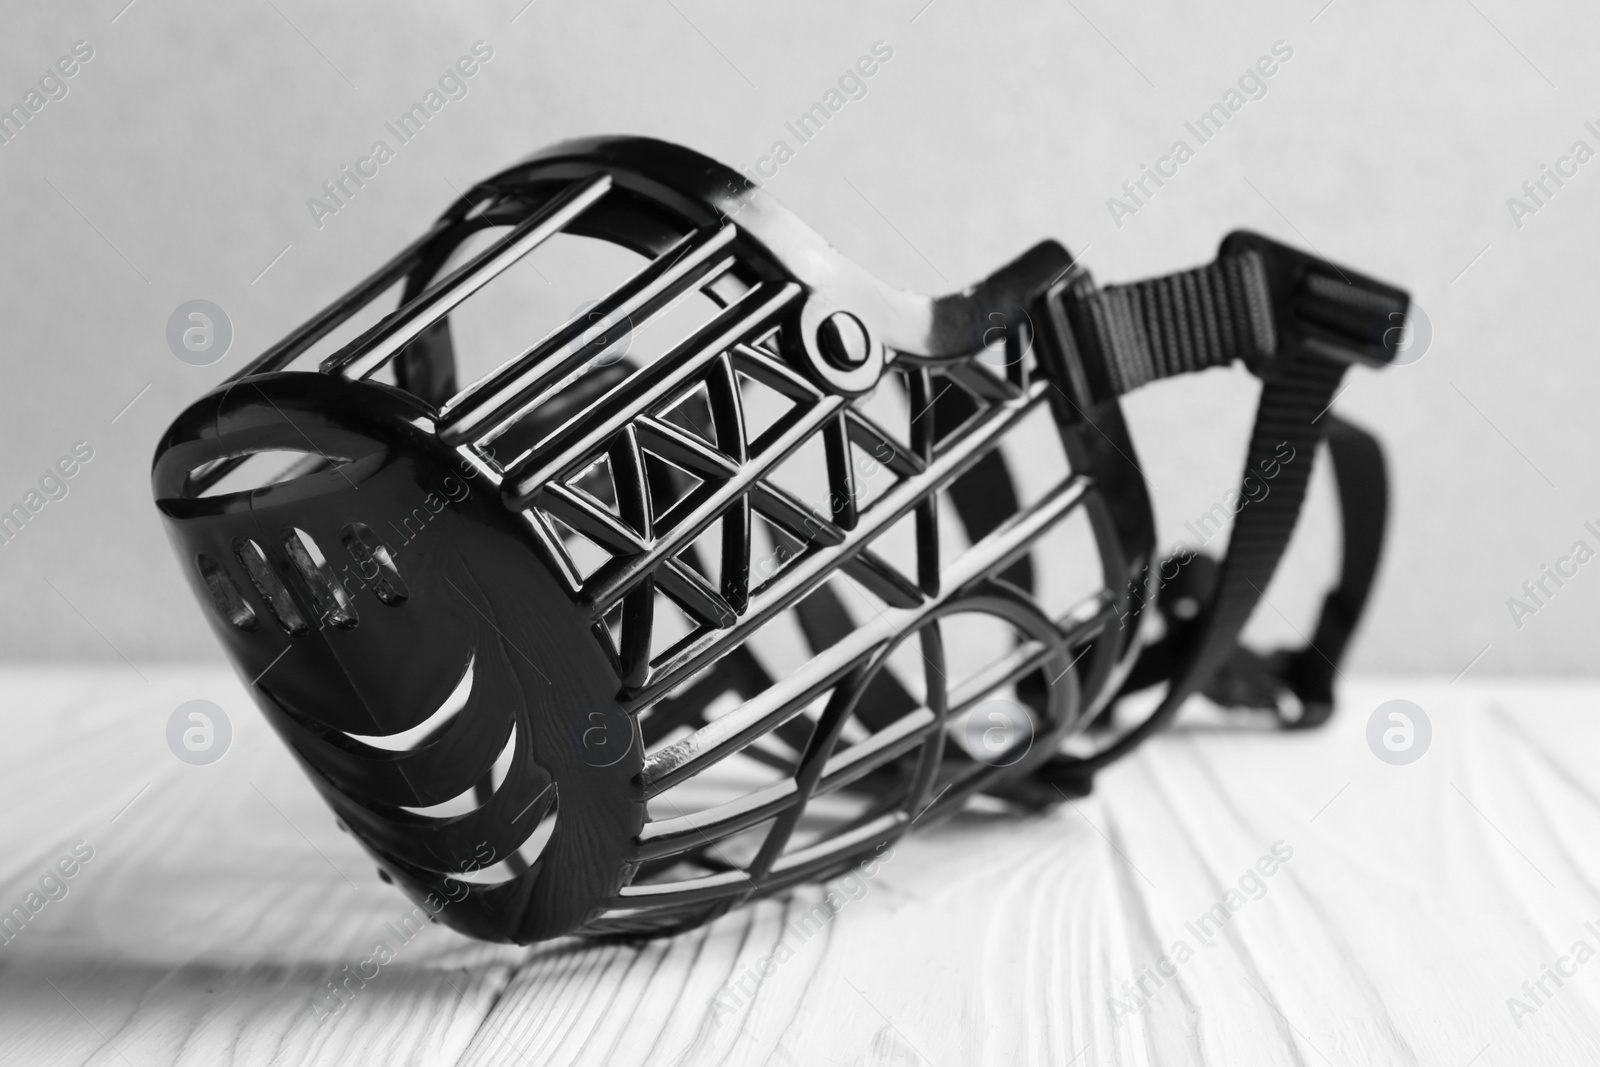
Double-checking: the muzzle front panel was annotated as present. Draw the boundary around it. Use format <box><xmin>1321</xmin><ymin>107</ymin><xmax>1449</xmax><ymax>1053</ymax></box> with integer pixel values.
<box><xmin>153</xmin><ymin>376</ymin><xmax>643</xmax><ymax>943</ymax></box>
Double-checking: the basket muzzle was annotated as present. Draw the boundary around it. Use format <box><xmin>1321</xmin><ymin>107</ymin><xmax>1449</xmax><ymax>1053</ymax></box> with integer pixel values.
<box><xmin>152</xmin><ymin>136</ymin><xmax>1405</xmax><ymax>942</ymax></box>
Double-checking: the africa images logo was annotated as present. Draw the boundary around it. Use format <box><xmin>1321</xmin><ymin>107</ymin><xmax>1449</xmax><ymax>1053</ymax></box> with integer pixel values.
<box><xmin>1504</xmin><ymin>521</ymin><xmax>1600</xmax><ymax>630</ymax></box>
<box><xmin>0</xmin><ymin>40</ymin><xmax>95</xmax><ymax>149</ymax></box>
<box><xmin>1106</xmin><ymin>40</ymin><xmax>1294</xmax><ymax>229</ymax></box>
<box><xmin>305</xmin><ymin>42</ymin><xmax>495</xmax><ymax>231</ymax></box>
<box><xmin>0</xmin><ymin>841</ymin><xmax>95</xmax><ymax>949</ymax></box>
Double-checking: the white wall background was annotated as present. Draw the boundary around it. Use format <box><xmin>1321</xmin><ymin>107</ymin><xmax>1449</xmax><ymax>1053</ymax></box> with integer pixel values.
<box><xmin>0</xmin><ymin>0</ymin><xmax>1595</xmax><ymax>675</ymax></box>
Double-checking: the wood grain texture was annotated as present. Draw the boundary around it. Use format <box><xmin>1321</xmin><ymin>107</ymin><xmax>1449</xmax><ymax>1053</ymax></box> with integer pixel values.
<box><xmin>3</xmin><ymin>666</ymin><xmax>1598</xmax><ymax>1066</ymax></box>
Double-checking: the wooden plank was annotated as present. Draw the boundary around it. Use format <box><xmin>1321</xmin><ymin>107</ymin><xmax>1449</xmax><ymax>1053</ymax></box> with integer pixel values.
<box><xmin>3</xmin><ymin>670</ymin><xmax>1600</xmax><ymax>1065</ymax></box>
<box><xmin>0</xmin><ymin>666</ymin><xmax>526</xmax><ymax>1067</ymax></box>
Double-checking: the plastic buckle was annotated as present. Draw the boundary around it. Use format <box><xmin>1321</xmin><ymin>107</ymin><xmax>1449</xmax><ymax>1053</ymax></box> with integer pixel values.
<box><xmin>1221</xmin><ymin>231</ymin><xmax>1411</xmax><ymax>377</ymax></box>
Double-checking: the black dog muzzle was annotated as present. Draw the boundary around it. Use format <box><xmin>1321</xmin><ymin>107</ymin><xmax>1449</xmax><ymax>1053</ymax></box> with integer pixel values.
<box><xmin>152</xmin><ymin>137</ymin><xmax>1407</xmax><ymax>942</ymax></box>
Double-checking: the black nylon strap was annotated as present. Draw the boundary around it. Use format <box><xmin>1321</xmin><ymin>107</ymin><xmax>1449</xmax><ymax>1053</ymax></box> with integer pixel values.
<box><xmin>1031</xmin><ymin>233</ymin><xmax>1406</xmax><ymax>794</ymax></box>
<box><xmin>1066</xmin><ymin>355</ymin><xmax>1347</xmax><ymax>778</ymax></box>
<box><xmin>1064</xmin><ymin>249</ymin><xmax>1277</xmax><ymax>395</ymax></box>
<box><xmin>1107</xmin><ymin>412</ymin><xmax>1388</xmax><ymax>729</ymax></box>
<box><xmin>1273</xmin><ymin>411</ymin><xmax>1388</xmax><ymax>725</ymax></box>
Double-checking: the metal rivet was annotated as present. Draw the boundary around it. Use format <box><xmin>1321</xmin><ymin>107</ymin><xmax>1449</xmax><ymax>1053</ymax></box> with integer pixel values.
<box><xmin>817</xmin><ymin>311</ymin><xmax>869</xmax><ymax>370</ymax></box>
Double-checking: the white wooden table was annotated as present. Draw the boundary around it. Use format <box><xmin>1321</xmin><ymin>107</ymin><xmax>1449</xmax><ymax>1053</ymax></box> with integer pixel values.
<box><xmin>3</xmin><ymin>666</ymin><xmax>1597</xmax><ymax>1066</ymax></box>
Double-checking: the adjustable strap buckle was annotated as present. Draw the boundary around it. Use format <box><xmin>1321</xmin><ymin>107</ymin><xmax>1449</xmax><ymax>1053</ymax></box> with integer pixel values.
<box><xmin>1221</xmin><ymin>231</ymin><xmax>1411</xmax><ymax>378</ymax></box>
<box><xmin>1036</xmin><ymin>232</ymin><xmax>1411</xmax><ymax>412</ymax></box>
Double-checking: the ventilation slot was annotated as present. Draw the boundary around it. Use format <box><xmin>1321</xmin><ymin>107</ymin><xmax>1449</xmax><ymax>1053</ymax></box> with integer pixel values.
<box><xmin>232</xmin><ymin>538</ymin><xmax>308</xmax><ymax>636</ymax></box>
<box><xmin>400</xmin><ymin>720</ymin><xmax>514</xmax><ymax>819</ymax></box>
<box><xmin>570</xmin><ymin>453</ymin><xmax>620</xmax><ymax>514</ymax></box>
<box><xmin>746</xmin><ymin>512</ymin><xmax>804</xmax><ymax>594</ymax></box>
<box><xmin>196</xmin><ymin>449</ymin><xmax>345</xmax><ymax>497</ymax></box>
<box><xmin>641</xmin><ymin>450</ymin><xmax>706</xmax><ymax>521</ymax></box>
<box><xmin>346</xmin><ymin>655</ymin><xmax>474</xmax><ymax>752</ymax></box>
<box><xmin>545</xmin><ymin>513</ymin><xmax>613</xmax><ymax>581</ymax></box>
<box><xmin>341</xmin><ymin>523</ymin><xmax>409</xmax><ymax>605</ymax></box>
<box><xmin>197</xmin><ymin>554</ymin><xmax>257</xmax><ymax>631</ymax></box>
<box><xmin>453</xmin><ymin>793</ymin><xmax>561</xmax><ymax>886</ymax></box>
<box><xmin>284</xmin><ymin>529</ymin><xmax>358</xmax><ymax>629</ymax></box>
<box><xmin>734</xmin><ymin>362</ymin><xmax>807</xmax><ymax>455</ymax></box>
<box><xmin>658</xmin><ymin>381</ymin><xmax>718</xmax><ymax>448</ymax></box>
